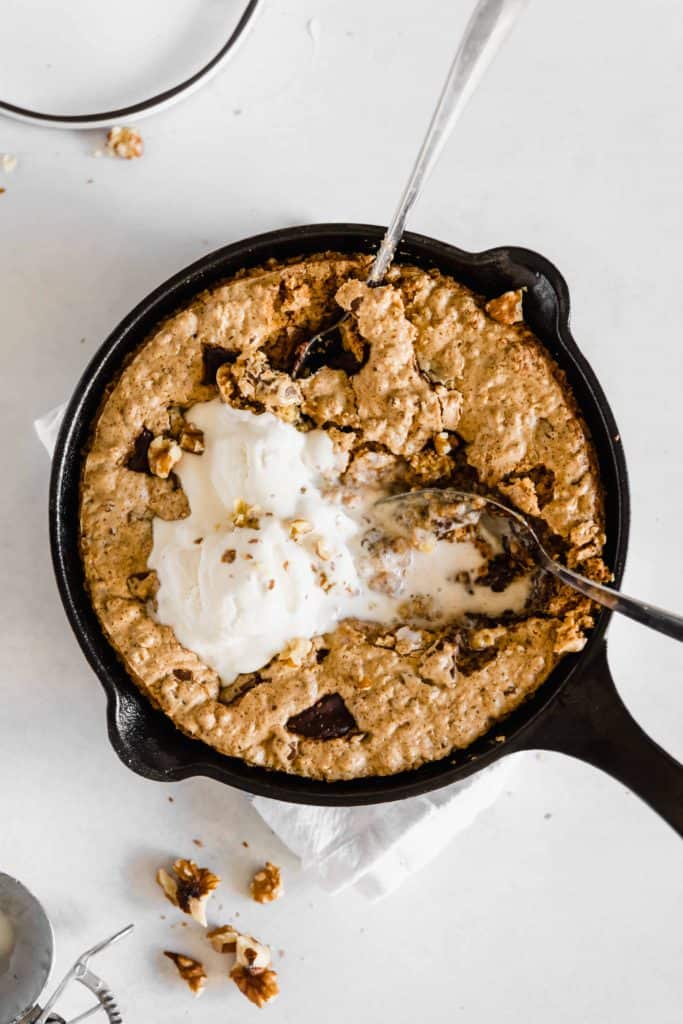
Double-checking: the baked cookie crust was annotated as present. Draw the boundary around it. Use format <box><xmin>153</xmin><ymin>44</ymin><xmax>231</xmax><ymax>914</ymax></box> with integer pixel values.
<box><xmin>80</xmin><ymin>253</ymin><xmax>607</xmax><ymax>780</ymax></box>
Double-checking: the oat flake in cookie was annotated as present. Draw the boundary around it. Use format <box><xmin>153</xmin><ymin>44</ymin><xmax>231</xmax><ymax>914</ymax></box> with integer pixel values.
<box><xmin>79</xmin><ymin>253</ymin><xmax>608</xmax><ymax>781</ymax></box>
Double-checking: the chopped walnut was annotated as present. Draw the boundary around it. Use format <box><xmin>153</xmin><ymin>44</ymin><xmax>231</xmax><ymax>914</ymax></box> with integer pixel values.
<box><xmin>394</xmin><ymin>626</ymin><xmax>425</xmax><ymax>655</ymax></box>
<box><xmin>485</xmin><ymin>288</ymin><xmax>524</xmax><ymax>325</ymax></box>
<box><xmin>231</xmin><ymin>498</ymin><xmax>261</xmax><ymax>530</ymax></box>
<box><xmin>106</xmin><ymin>126</ymin><xmax>144</xmax><ymax>160</ymax></box>
<box><xmin>164</xmin><ymin>952</ymin><xmax>207</xmax><ymax>997</ymax></box>
<box><xmin>126</xmin><ymin>570</ymin><xmax>159</xmax><ymax>601</ymax></box>
<box><xmin>433</xmin><ymin>431</ymin><xmax>451</xmax><ymax>456</ymax></box>
<box><xmin>222</xmin><ymin>548</ymin><xmax>237</xmax><ymax>564</ymax></box>
<box><xmin>210</xmin><ymin>925</ymin><xmax>279</xmax><ymax>1004</ymax></box>
<box><xmin>279</xmin><ymin>637</ymin><xmax>312</xmax><ymax>666</ymax></box>
<box><xmin>208</xmin><ymin>924</ymin><xmax>239</xmax><ymax>954</ymax></box>
<box><xmin>156</xmin><ymin>858</ymin><xmax>220</xmax><ymax>927</ymax></box>
<box><xmin>179</xmin><ymin>424</ymin><xmax>205</xmax><ymax>454</ymax></box>
<box><xmin>148</xmin><ymin>436</ymin><xmax>182</xmax><ymax>478</ymax></box>
<box><xmin>288</xmin><ymin>518</ymin><xmax>312</xmax><ymax>541</ymax></box>
<box><xmin>315</xmin><ymin>538</ymin><xmax>332</xmax><ymax>561</ymax></box>
<box><xmin>250</xmin><ymin>862</ymin><xmax>283</xmax><ymax>904</ymax></box>
<box><xmin>231</xmin><ymin>965</ymin><xmax>280</xmax><ymax>1007</ymax></box>
<box><xmin>209</xmin><ymin>925</ymin><xmax>272</xmax><ymax>968</ymax></box>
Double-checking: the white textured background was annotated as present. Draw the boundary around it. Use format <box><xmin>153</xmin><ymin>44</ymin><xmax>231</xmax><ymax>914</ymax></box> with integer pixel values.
<box><xmin>1</xmin><ymin>1</ymin><xmax>682</xmax><ymax>1021</ymax></box>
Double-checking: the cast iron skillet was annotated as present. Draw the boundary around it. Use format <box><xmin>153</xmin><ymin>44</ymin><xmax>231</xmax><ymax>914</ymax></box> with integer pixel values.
<box><xmin>50</xmin><ymin>223</ymin><xmax>683</xmax><ymax>832</ymax></box>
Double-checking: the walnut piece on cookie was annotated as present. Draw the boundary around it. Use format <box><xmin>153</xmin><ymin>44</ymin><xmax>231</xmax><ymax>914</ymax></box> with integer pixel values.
<box><xmin>163</xmin><ymin>951</ymin><xmax>207</xmax><ymax>997</ymax></box>
<box><xmin>126</xmin><ymin>569</ymin><xmax>159</xmax><ymax>601</ymax></box>
<box><xmin>208</xmin><ymin>924</ymin><xmax>280</xmax><ymax>1006</ymax></box>
<box><xmin>147</xmin><ymin>436</ymin><xmax>182</xmax><ymax>478</ymax></box>
<box><xmin>231</xmin><ymin>498</ymin><xmax>261</xmax><ymax>529</ymax></box>
<box><xmin>287</xmin><ymin>518</ymin><xmax>312</xmax><ymax>541</ymax></box>
<box><xmin>484</xmin><ymin>288</ymin><xmax>524</xmax><ymax>325</ymax></box>
<box><xmin>179</xmin><ymin>423</ymin><xmax>205</xmax><ymax>454</ymax></box>
<box><xmin>156</xmin><ymin>858</ymin><xmax>220</xmax><ymax>926</ymax></box>
<box><xmin>106</xmin><ymin>126</ymin><xmax>144</xmax><ymax>159</ymax></box>
<box><xmin>250</xmin><ymin>862</ymin><xmax>283</xmax><ymax>904</ymax></box>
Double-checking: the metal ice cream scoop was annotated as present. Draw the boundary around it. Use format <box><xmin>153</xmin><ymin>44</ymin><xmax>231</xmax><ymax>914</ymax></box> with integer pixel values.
<box><xmin>377</xmin><ymin>488</ymin><xmax>683</xmax><ymax>641</ymax></box>
<box><xmin>291</xmin><ymin>0</ymin><xmax>528</xmax><ymax>377</ymax></box>
<box><xmin>0</xmin><ymin>873</ymin><xmax>132</xmax><ymax>1024</ymax></box>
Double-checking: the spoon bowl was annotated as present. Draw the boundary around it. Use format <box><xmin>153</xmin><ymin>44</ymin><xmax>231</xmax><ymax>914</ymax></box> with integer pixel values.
<box><xmin>379</xmin><ymin>487</ymin><xmax>683</xmax><ymax>641</ymax></box>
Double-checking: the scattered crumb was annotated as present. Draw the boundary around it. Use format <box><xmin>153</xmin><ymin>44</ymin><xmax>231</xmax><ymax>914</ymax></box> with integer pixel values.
<box><xmin>242</xmin><ymin>841</ymin><xmax>249</xmax><ymax>848</ymax></box>
<box><xmin>192</xmin><ymin>838</ymin><xmax>204</xmax><ymax>848</ymax></box>
<box><xmin>1</xmin><ymin>154</ymin><xmax>17</xmax><ymax>174</ymax></box>
<box><xmin>544</xmin><ymin>812</ymin><xmax>552</xmax><ymax>820</ymax></box>
<box><xmin>0</xmin><ymin>188</ymin><xmax>5</xmax><ymax>195</ymax></box>
<box><xmin>278</xmin><ymin>949</ymin><xmax>286</xmax><ymax>959</ymax></box>
<box><xmin>168</xmin><ymin>796</ymin><xmax>174</xmax><ymax>803</ymax></box>
<box><xmin>106</xmin><ymin>126</ymin><xmax>144</xmax><ymax>160</ymax></box>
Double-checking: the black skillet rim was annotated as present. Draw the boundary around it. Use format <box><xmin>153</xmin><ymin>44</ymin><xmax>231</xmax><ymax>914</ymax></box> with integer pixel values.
<box><xmin>49</xmin><ymin>223</ymin><xmax>630</xmax><ymax>805</ymax></box>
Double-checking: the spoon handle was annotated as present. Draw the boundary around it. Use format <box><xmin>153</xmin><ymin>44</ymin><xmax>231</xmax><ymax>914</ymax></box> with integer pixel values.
<box><xmin>368</xmin><ymin>0</ymin><xmax>528</xmax><ymax>285</ymax></box>
<box><xmin>550</xmin><ymin>563</ymin><xmax>683</xmax><ymax>642</ymax></box>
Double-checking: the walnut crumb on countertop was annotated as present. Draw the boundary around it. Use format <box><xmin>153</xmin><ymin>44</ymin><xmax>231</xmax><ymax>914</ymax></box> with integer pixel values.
<box><xmin>250</xmin><ymin>862</ymin><xmax>283</xmax><ymax>903</ymax></box>
<box><xmin>106</xmin><ymin>126</ymin><xmax>144</xmax><ymax>160</ymax></box>
<box><xmin>164</xmin><ymin>951</ymin><xmax>206</xmax><ymax>996</ymax></box>
<box><xmin>156</xmin><ymin>858</ymin><xmax>220</xmax><ymax>926</ymax></box>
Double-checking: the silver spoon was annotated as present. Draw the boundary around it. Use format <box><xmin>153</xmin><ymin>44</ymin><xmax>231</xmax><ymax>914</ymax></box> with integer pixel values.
<box><xmin>292</xmin><ymin>0</ymin><xmax>528</xmax><ymax>377</ymax></box>
<box><xmin>377</xmin><ymin>488</ymin><xmax>683</xmax><ymax>642</ymax></box>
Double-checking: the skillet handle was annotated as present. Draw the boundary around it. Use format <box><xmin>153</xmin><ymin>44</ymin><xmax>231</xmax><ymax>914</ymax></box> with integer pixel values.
<box><xmin>514</xmin><ymin>641</ymin><xmax>683</xmax><ymax>836</ymax></box>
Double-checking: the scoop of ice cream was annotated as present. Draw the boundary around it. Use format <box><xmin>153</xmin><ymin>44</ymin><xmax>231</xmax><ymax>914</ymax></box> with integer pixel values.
<box><xmin>149</xmin><ymin>400</ymin><xmax>531</xmax><ymax>682</ymax></box>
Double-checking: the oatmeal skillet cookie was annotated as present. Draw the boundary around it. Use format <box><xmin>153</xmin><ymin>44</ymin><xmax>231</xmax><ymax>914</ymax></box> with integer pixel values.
<box><xmin>80</xmin><ymin>252</ymin><xmax>608</xmax><ymax>780</ymax></box>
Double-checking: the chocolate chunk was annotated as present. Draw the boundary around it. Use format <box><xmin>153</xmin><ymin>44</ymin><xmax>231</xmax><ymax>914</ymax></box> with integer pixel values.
<box><xmin>202</xmin><ymin>344</ymin><xmax>238</xmax><ymax>383</ymax></box>
<box><xmin>287</xmin><ymin>693</ymin><xmax>357</xmax><ymax>740</ymax></box>
<box><xmin>173</xmin><ymin>668</ymin><xmax>192</xmax><ymax>681</ymax></box>
<box><xmin>457</xmin><ymin>645</ymin><xmax>498</xmax><ymax>676</ymax></box>
<box><xmin>126</xmin><ymin>427</ymin><xmax>154</xmax><ymax>472</ymax></box>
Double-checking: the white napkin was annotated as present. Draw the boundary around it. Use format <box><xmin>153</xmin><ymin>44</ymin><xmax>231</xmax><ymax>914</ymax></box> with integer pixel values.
<box><xmin>36</xmin><ymin>404</ymin><xmax>516</xmax><ymax>899</ymax></box>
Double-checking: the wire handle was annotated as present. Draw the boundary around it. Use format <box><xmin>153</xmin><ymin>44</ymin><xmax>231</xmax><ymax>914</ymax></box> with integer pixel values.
<box><xmin>34</xmin><ymin>925</ymin><xmax>133</xmax><ymax>1024</ymax></box>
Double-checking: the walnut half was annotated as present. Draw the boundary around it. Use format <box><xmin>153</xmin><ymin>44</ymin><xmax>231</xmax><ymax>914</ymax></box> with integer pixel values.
<box><xmin>156</xmin><ymin>858</ymin><xmax>220</xmax><ymax>926</ymax></box>
<box><xmin>230</xmin><ymin>965</ymin><xmax>280</xmax><ymax>1008</ymax></box>
<box><xmin>208</xmin><ymin>924</ymin><xmax>279</xmax><ymax>1006</ymax></box>
<box><xmin>148</xmin><ymin>436</ymin><xmax>182</xmax><ymax>478</ymax></box>
<box><xmin>250</xmin><ymin>862</ymin><xmax>283</xmax><ymax>904</ymax></box>
<box><xmin>164</xmin><ymin>951</ymin><xmax>207</xmax><ymax>997</ymax></box>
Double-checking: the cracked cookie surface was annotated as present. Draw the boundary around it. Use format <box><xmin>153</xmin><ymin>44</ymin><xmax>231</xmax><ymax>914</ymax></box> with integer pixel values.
<box><xmin>80</xmin><ymin>253</ymin><xmax>607</xmax><ymax>780</ymax></box>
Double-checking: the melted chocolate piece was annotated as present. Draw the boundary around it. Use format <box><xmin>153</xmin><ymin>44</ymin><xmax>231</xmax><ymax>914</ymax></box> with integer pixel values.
<box><xmin>126</xmin><ymin>427</ymin><xmax>154</xmax><ymax>472</ymax></box>
<box><xmin>287</xmin><ymin>693</ymin><xmax>357</xmax><ymax>740</ymax></box>
<box><xmin>456</xmin><ymin>635</ymin><xmax>499</xmax><ymax>676</ymax></box>
<box><xmin>202</xmin><ymin>344</ymin><xmax>237</xmax><ymax>383</ymax></box>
